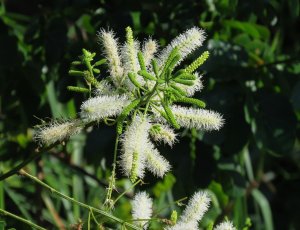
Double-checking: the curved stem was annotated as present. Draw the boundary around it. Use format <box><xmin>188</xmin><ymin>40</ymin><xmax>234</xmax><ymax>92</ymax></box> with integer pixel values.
<box><xmin>0</xmin><ymin>208</ymin><xmax>46</xmax><ymax>230</ymax></box>
<box><xmin>19</xmin><ymin>169</ymin><xmax>141</xmax><ymax>230</ymax></box>
<box><xmin>104</xmin><ymin>129</ymin><xmax>120</xmax><ymax>209</ymax></box>
<box><xmin>0</xmin><ymin>142</ymin><xmax>59</xmax><ymax>181</ymax></box>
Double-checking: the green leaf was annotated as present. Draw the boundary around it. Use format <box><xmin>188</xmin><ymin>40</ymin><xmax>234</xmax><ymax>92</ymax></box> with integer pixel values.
<box><xmin>252</xmin><ymin>189</ymin><xmax>274</xmax><ymax>230</ymax></box>
<box><xmin>208</xmin><ymin>181</ymin><xmax>229</xmax><ymax>208</ymax></box>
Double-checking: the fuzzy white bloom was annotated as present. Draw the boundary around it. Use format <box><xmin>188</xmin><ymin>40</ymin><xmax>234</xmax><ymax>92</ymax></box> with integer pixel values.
<box><xmin>214</xmin><ymin>220</ymin><xmax>236</xmax><ymax>230</ymax></box>
<box><xmin>150</xmin><ymin>124</ymin><xmax>177</xmax><ymax>147</ymax></box>
<box><xmin>34</xmin><ymin>119</ymin><xmax>83</xmax><ymax>146</ymax></box>
<box><xmin>132</xmin><ymin>191</ymin><xmax>153</xmax><ymax>229</ymax></box>
<box><xmin>98</xmin><ymin>30</ymin><xmax>124</xmax><ymax>87</ymax></box>
<box><xmin>80</xmin><ymin>95</ymin><xmax>130</xmax><ymax>121</ymax></box>
<box><xmin>165</xmin><ymin>221</ymin><xmax>198</xmax><ymax>230</ymax></box>
<box><xmin>171</xmin><ymin>105</ymin><xmax>224</xmax><ymax>131</ymax></box>
<box><xmin>179</xmin><ymin>191</ymin><xmax>210</xmax><ymax>224</ymax></box>
<box><xmin>175</xmin><ymin>72</ymin><xmax>203</xmax><ymax>96</ymax></box>
<box><xmin>158</xmin><ymin>27</ymin><xmax>206</xmax><ymax>67</ymax></box>
<box><xmin>119</xmin><ymin>116</ymin><xmax>151</xmax><ymax>180</ymax></box>
<box><xmin>93</xmin><ymin>80</ymin><xmax>116</xmax><ymax>96</ymax></box>
<box><xmin>142</xmin><ymin>39</ymin><xmax>158</xmax><ymax>67</ymax></box>
<box><xmin>145</xmin><ymin>142</ymin><xmax>171</xmax><ymax>178</ymax></box>
<box><xmin>121</xmin><ymin>41</ymin><xmax>145</xmax><ymax>89</ymax></box>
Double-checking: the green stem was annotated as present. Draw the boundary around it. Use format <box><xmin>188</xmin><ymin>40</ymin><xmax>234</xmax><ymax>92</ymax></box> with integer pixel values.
<box><xmin>0</xmin><ymin>142</ymin><xmax>57</xmax><ymax>181</ymax></box>
<box><xmin>105</xmin><ymin>130</ymin><xmax>120</xmax><ymax>209</ymax></box>
<box><xmin>113</xmin><ymin>179</ymin><xmax>142</xmax><ymax>206</ymax></box>
<box><xmin>0</xmin><ymin>208</ymin><xmax>46</xmax><ymax>230</ymax></box>
<box><xmin>19</xmin><ymin>169</ymin><xmax>141</xmax><ymax>230</ymax></box>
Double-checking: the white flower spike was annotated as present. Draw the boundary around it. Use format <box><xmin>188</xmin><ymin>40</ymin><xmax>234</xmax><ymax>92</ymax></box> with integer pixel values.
<box><xmin>214</xmin><ymin>220</ymin><xmax>237</xmax><ymax>230</ymax></box>
<box><xmin>80</xmin><ymin>95</ymin><xmax>130</xmax><ymax>121</ymax></box>
<box><xmin>145</xmin><ymin>142</ymin><xmax>171</xmax><ymax>178</ymax></box>
<box><xmin>132</xmin><ymin>191</ymin><xmax>153</xmax><ymax>229</ymax></box>
<box><xmin>170</xmin><ymin>105</ymin><xmax>224</xmax><ymax>131</ymax></box>
<box><xmin>98</xmin><ymin>30</ymin><xmax>124</xmax><ymax>87</ymax></box>
<box><xmin>119</xmin><ymin>116</ymin><xmax>151</xmax><ymax>181</ymax></box>
<box><xmin>158</xmin><ymin>27</ymin><xmax>206</xmax><ymax>67</ymax></box>
<box><xmin>34</xmin><ymin>119</ymin><xmax>83</xmax><ymax>146</ymax></box>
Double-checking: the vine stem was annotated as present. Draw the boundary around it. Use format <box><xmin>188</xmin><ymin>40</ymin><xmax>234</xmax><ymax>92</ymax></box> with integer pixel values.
<box><xmin>18</xmin><ymin>169</ymin><xmax>141</xmax><ymax>230</ymax></box>
<box><xmin>0</xmin><ymin>208</ymin><xmax>46</xmax><ymax>230</ymax></box>
<box><xmin>0</xmin><ymin>142</ymin><xmax>58</xmax><ymax>181</ymax></box>
<box><xmin>104</xmin><ymin>130</ymin><xmax>120</xmax><ymax>209</ymax></box>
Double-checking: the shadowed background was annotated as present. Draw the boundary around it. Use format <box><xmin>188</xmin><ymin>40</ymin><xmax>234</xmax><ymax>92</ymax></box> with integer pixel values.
<box><xmin>0</xmin><ymin>0</ymin><xmax>299</xmax><ymax>229</ymax></box>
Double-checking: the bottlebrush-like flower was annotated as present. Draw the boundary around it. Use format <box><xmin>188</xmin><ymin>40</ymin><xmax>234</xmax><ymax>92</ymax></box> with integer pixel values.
<box><xmin>34</xmin><ymin>119</ymin><xmax>83</xmax><ymax>146</ymax></box>
<box><xmin>158</xmin><ymin>27</ymin><xmax>206</xmax><ymax>67</ymax></box>
<box><xmin>170</xmin><ymin>105</ymin><xmax>224</xmax><ymax>131</ymax></box>
<box><xmin>119</xmin><ymin>116</ymin><xmax>151</xmax><ymax>181</ymax></box>
<box><xmin>142</xmin><ymin>39</ymin><xmax>158</xmax><ymax>67</ymax></box>
<box><xmin>149</xmin><ymin>124</ymin><xmax>177</xmax><ymax>147</ymax></box>
<box><xmin>145</xmin><ymin>142</ymin><xmax>171</xmax><ymax>178</ymax></box>
<box><xmin>165</xmin><ymin>221</ymin><xmax>198</xmax><ymax>230</ymax></box>
<box><xmin>98</xmin><ymin>30</ymin><xmax>124</xmax><ymax>87</ymax></box>
<box><xmin>131</xmin><ymin>191</ymin><xmax>153</xmax><ymax>229</ymax></box>
<box><xmin>80</xmin><ymin>95</ymin><xmax>130</xmax><ymax>121</ymax></box>
<box><xmin>214</xmin><ymin>220</ymin><xmax>236</xmax><ymax>230</ymax></box>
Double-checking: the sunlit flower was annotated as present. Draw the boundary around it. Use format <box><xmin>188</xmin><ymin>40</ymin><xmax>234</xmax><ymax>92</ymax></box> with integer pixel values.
<box><xmin>149</xmin><ymin>124</ymin><xmax>177</xmax><ymax>147</ymax></box>
<box><xmin>179</xmin><ymin>191</ymin><xmax>210</xmax><ymax>224</ymax></box>
<box><xmin>132</xmin><ymin>191</ymin><xmax>153</xmax><ymax>229</ymax></box>
<box><xmin>158</xmin><ymin>27</ymin><xmax>206</xmax><ymax>67</ymax></box>
<box><xmin>34</xmin><ymin>119</ymin><xmax>83</xmax><ymax>146</ymax></box>
<box><xmin>119</xmin><ymin>116</ymin><xmax>151</xmax><ymax>181</ymax></box>
<box><xmin>170</xmin><ymin>105</ymin><xmax>224</xmax><ymax>131</ymax></box>
<box><xmin>142</xmin><ymin>39</ymin><xmax>158</xmax><ymax>67</ymax></box>
<box><xmin>145</xmin><ymin>142</ymin><xmax>171</xmax><ymax>178</ymax></box>
<box><xmin>214</xmin><ymin>220</ymin><xmax>236</xmax><ymax>230</ymax></box>
<box><xmin>80</xmin><ymin>95</ymin><xmax>130</xmax><ymax>121</ymax></box>
<box><xmin>98</xmin><ymin>30</ymin><xmax>124</xmax><ymax>87</ymax></box>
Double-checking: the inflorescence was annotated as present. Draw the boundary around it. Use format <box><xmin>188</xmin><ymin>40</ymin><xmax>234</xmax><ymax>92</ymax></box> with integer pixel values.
<box><xmin>34</xmin><ymin>26</ymin><xmax>231</xmax><ymax>229</ymax></box>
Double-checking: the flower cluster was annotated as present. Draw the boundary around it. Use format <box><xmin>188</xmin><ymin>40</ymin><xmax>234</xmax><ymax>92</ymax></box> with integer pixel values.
<box><xmin>34</xmin><ymin>26</ymin><xmax>224</xmax><ymax>183</ymax></box>
<box><xmin>131</xmin><ymin>191</ymin><xmax>236</xmax><ymax>230</ymax></box>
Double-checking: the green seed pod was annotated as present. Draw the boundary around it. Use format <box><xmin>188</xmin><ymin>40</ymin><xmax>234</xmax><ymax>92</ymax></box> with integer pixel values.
<box><xmin>137</xmin><ymin>51</ymin><xmax>146</xmax><ymax>70</ymax></box>
<box><xmin>151</xmin><ymin>59</ymin><xmax>159</xmax><ymax>76</ymax></box>
<box><xmin>175</xmin><ymin>72</ymin><xmax>196</xmax><ymax>80</ymax></box>
<box><xmin>174</xmin><ymin>97</ymin><xmax>206</xmax><ymax>108</ymax></box>
<box><xmin>170</xmin><ymin>210</ymin><xmax>178</xmax><ymax>225</ymax></box>
<box><xmin>160</xmin><ymin>48</ymin><xmax>180</xmax><ymax>78</ymax></box>
<box><xmin>138</xmin><ymin>70</ymin><xmax>157</xmax><ymax>81</ymax></box>
<box><xmin>67</xmin><ymin>86</ymin><xmax>90</xmax><ymax>93</ymax></box>
<box><xmin>130</xmin><ymin>152</ymin><xmax>139</xmax><ymax>183</ymax></box>
<box><xmin>68</xmin><ymin>70</ymin><xmax>85</xmax><ymax>77</ymax></box>
<box><xmin>128</xmin><ymin>72</ymin><xmax>142</xmax><ymax>89</ymax></box>
<box><xmin>94</xmin><ymin>59</ymin><xmax>106</xmax><ymax>66</ymax></box>
<box><xmin>185</xmin><ymin>51</ymin><xmax>209</xmax><ymax>73</ymax></box>
<box><xmin>173</xmin><ymin>78</ymin><xmax>194</xmax><ymax>86</ymax></box>
<box><xmin>71</xmin><ymin>61</ymin><xmax>82</xmax><ymax>66</ymax></box>
<box><xmin>116</xmin><ymin>99</ymin><xmax>141</xmax><ymax>134</ymax></box>
<box><xmin>162</xmin><ymin>104</ymin><xmax>180</xmax><ymax>129</ymax></box>
<box><xmin>170</xmin><ymin>84</ymin><xmax>187</xmax><ymax>97</ymax></box>
<box><xmin>166</xmin><ymin>87</ymin><xmax>183</xmax><ymax>99</ymax></box>
<box><xmin>93</xmin><ymin>68</ymin><xmax>100</xmax><ymax>74</ymax></box>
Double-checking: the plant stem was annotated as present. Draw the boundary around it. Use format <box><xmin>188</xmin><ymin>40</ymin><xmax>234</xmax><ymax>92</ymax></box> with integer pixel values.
<box><xmin>104</xmin><ymin>130</ymin><xmax>120</xmax><ymax>209</ymax></box>
<box><xmin>113</xmin><ymin>179</ymin><xmax>142</xmax><ymax>206</ymax></box>
<box><xmin>19</xmin><ymin>169</ymin><xmax>141</xmax><ymax>230</ymax></box>
<box><xmin>0</xmin><ymin>141</ymin><xmax>58</xmax><ymax>181</ymax></box>
<box><xmin>0</xmin><ymin>208</ymin><xmax>46</xmax><ymax>230</ymax></box>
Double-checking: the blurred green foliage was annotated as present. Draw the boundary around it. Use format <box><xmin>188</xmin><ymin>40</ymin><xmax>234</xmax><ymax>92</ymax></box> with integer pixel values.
<box><xmin>0</xmin><ymin>0</ymin><xmax>299</xmax><ymax>229</ymax></box>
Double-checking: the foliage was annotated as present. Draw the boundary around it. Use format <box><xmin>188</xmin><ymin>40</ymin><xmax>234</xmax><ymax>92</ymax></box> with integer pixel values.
<box><xmin>0</xmin><ymin>0</ymin><xmax>300</xmax><ymax>229</ymax></box>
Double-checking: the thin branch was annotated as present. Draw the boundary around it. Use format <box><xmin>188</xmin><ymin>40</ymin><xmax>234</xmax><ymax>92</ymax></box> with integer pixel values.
<box><xmin>0</xmin><ymin>208</ymin><xmax>46</xmax><ymax>230</ymax></box>
<box><xmin>0</xmin><ymin>142</ymin><xmax>59</xmax><ymax>181</ymax></box>
<box><xmin>18</xmin><ymin>169</ymin><xmax>142</xmax><ymax>230</ymax></box>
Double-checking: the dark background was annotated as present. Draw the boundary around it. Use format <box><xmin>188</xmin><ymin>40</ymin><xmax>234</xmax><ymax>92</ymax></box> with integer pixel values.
<box><xmin>0</xmin><ymin>0</ymin><xmax>299</xmax><ymax>229</ymax></box>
